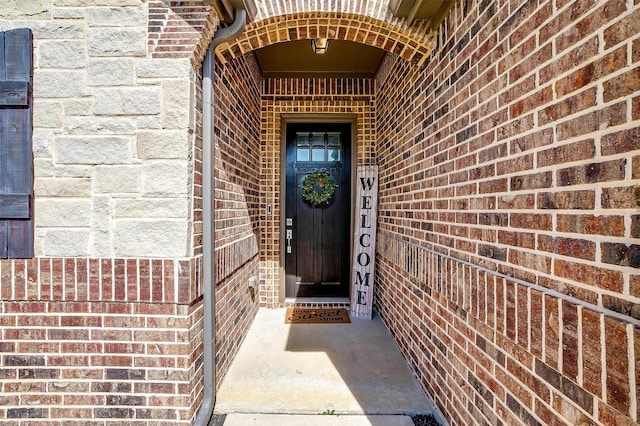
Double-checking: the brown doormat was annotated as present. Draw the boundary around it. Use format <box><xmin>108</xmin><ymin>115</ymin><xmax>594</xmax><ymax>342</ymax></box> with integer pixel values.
<box><xmin>285</xmin><ymin>308</ymin><xmax>350</xmax><ymax>324</ymax></box>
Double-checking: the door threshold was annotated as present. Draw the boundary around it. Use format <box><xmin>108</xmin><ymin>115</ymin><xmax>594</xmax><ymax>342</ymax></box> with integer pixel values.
<box><xmin>284</xmin><ymin>297</ymin><xmax>350</xmax><ymax>305</ymax></box>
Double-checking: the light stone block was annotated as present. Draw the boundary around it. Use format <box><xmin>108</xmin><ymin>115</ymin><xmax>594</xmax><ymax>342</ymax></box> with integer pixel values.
<box><xmin>114</xmin><ymin>198</ymin><xmax>190</xmax><ymax>218</ymax></box>
<box><xmin>162</xmin><ymin>79</ymin><xmax>192</xmax><ymax>129</ymax></box>
<box><xmin>52</xmin><ymin>7</ymin><xmax>85</xmax><ymax>19</ymax></box>
<box><xmin>92</xmin><ymin>195</ymin><xmax>112</xmax><ymax>231</ymax></box>
<box><xmin>33</xmin><ymin>129</ymin><xmax>53</xmax><ymax>158</ymax></box>
<box><xmin>94</xmin><ymin>165</ymin><xmax>141</xmax><ymax>193</ymax></box>
<box><xmin>64</xmin><ymin>117</ymin><xmax>136</xmax><ymax>135</ymax></box>
<box><xmin>35</xmin><ymin>178</ymin><xmax>92</xmax><ymax>197</ymax></box>
<box><xmin>92</xmin><ymin>230</ymin><xmax>112</xmax><ymax>257</ymax></box>
<box><xmin>87</xmin><ymin>7</ymin><xmax>145</xmax><ymax>26</ymax></box>
<box><xmin>55</xmin><ymin>0</ymin><xmax>142</xmax><ymax>6</ymax></box>
<box><xmin>38</xmin><ymin>41</ymin><xmax>86</xmax><ymax>68</ymax></box>
<box><xmin>0</xmin><ymin>0</ymin><xmax>50</xmax><ymax>20</ymax></box>
<box><xmin>34</xmin><ymin>101</ymin><xmax>63</xmax><ymax>128</ymax></box>
<box><xmin>88</xmin><ymin>28</ymin><xmax>147</xmax><ymax>57</ymax></box>
<box><xmin>93</xmin><ymin>87</ymin><xmax>161</xmax><ymax>116</ymax></box>
<box><xmin>34</xmin><ymin>229</ymin><xmax>45</xmax><ymax>257</ymax></box>
<box><xmin>33</xmin><ymin>158</ymin><xmax>93</xmax><ymax>179</ymax></box>
<box><xmin>114</xmin><ymin>220</ymin><xmax>189</xmax><ymax>257</ymax></box>
<box><xmin>91</xmin><ymin>196</ymin><xmax>112</xmax><ymax>256</ymax></box>
<box><xmin>55</xmin><ymin>136</ymin><xmax>131</xmax><ymax>164</ymax></box>
<box><xmin>137</xmin><ymin>130</ymin><xmax>191</xmax><ymax>159</ymax></box>
<box><xmin>136</xmin><ymin>59</ymin><xmax>192</xmax><ymax>79</ymax></box>
<box><xmin>20</xmin><ymin>21</ymin><xmax>85</xmax><ymax>39</ymax></box>
<box><xmin>34</xmin><ymin>158</ymin><xmax>55</xmax><ymax>177</ymax></box>
<box><xmin>43</xmin><ymin>230</ymin><xmax>90</xmax><ymax>257</ymax></box>
<box><xmin>64</xmin><ymin>98</ymin><xmax>93</xmax><ymax>115</ymax></box>
<box><xmin>36</xmin><ymin>198</ymin><xmax>92</xmax><ymax>227</ymax></box>
<box><xmin>142</xmin><ymin>161</ymin><xmax>189</xmax><ymax>197</ymax></box>
<box><xmin>34</xmin><ymin>70</ymin><xmax>84</xmax><ymax>98</ymax></box>
<box><xmin>53</xmin><ymin>165</ymin><xmax>93</xmax><ymax>178</ymax></box>
<box><xmin>137</xmin><ymin>116</ymin><xmax>162</xmax><ymax>129</ymax></box>
<box><xmin>87</xmin><ymin>59</ymin><xmax>135</xmax><ymax>86</ymax></box>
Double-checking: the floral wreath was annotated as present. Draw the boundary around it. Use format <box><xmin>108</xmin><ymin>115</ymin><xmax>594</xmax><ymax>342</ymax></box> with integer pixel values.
<box><xmin>301</xmin><ymin>171</ymin><xmax>336</xmax><ymax>206</ymax></box>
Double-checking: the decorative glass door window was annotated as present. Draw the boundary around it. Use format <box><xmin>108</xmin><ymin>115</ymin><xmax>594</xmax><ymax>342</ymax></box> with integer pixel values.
<box><xmin>296</xmin><ymin>132</ymin><xmax>341</xmax><ymax>162</ymax></box>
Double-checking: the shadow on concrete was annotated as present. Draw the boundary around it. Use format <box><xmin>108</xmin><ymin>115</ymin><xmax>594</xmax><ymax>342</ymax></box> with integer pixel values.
<box><xmin>214</xmin><ymin>308</ymin><xmax>439</xmax><ymax>424</ymax></box>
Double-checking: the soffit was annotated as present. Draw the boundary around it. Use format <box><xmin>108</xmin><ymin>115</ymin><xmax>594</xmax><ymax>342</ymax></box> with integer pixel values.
<box><xmin>255</xmin><ymin>39</ymin><xmax>386</xmax><ymax>79</ymax></box>
<box><xmin>221</xmin><ymin>0</ymin><xmax>455</xmax><ymax>74</ymax></box>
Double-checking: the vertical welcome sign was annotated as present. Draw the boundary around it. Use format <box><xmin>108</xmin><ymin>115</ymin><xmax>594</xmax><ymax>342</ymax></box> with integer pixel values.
<box><xmin>350</xmin><ymin>165</ymin><xmax>379</xmax><ymax>319</ymax></box>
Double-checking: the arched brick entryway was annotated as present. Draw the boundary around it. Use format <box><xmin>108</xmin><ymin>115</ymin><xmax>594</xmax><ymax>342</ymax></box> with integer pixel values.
<box><xmin>214</xmin><ymin>10</ymin><xmax>436</xmax><ymax>66</ymax></box>
<box><xmin>147</xmin><ymin>1</ymin><xmax>439</xmax><ymax>68</ymax></box>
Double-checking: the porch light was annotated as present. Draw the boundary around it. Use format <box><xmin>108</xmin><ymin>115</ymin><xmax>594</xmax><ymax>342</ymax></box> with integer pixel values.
<box><xmin>311</xmin><ymin>38</ymin><xmax>329</xmax><ymax>54</ymax></box>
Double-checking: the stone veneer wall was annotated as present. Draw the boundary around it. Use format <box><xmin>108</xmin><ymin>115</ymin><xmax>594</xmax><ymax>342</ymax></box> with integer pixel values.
<box><xmin>0</xmin><ymin>0</ymin><xmax>200</xmax><ymax>259</ymax></box>
<box><xmin>375</xmin><ymin>0</ymin><xmax>639</xmax><ymax>425</ymax></box>
<box><xmin>259</xmin><ymin>78</ymin><xmax>376</xmax><ymax>307</ymax></box>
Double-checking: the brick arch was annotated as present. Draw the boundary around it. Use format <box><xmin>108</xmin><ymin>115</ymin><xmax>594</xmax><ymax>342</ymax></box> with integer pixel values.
<box><xmin>147</xmin><ymin>1</ymin><xmax>436</xmax><ymax>68</ymax></box>
<box><xmin>214</xmin><ymin>11</ymin><xmax>436</xmax><ymax>67</ymax></box>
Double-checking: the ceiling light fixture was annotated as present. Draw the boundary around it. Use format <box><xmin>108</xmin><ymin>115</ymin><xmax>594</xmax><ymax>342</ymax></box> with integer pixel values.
<box><xmin>311</xmin><ymin>38</ymin><xmax>329</xmax><ymax>54</ymax></box>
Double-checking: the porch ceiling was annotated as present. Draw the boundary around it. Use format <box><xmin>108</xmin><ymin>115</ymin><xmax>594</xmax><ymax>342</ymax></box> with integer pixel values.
<box><xmin>242</xmin><ymin>0</ymin><xmax>455</xmax><ymax>78</ymax></box>
<box><xmin>254</xmin><ymin>39</ymin><xmax>387</xmax><ymax>78</ymax></box>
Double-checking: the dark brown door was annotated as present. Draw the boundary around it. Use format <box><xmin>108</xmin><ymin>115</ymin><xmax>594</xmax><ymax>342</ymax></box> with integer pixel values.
<box><xmin>285</xmin><ymin>123</ymin><xmax>351</xmax><ymax>297</ymax></box>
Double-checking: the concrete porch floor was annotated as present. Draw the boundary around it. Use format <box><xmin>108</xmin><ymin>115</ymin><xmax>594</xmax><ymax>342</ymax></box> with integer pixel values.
<box><xmin>213</xmin><ymin>308</ymin><xmax>437</xmax><ymax>425</ymax></box>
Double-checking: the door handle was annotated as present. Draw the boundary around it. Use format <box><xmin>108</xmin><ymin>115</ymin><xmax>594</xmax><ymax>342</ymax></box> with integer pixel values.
<box><xmin>286</xmin><ymin>229</ymin><xmax>293</xmax><ymax>253</ymax></box>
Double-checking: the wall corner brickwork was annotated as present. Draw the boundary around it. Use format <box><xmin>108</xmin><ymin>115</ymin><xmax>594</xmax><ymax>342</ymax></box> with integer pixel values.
<box><xmin>148</xmin><ymin>0</ymin><xmax>219</xmax><ymax>67</ymax></box>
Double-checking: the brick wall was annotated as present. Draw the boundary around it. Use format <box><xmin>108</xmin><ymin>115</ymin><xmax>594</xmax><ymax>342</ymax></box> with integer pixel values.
<box><xmin>217</xmin><ymin>0</ymin><xmax>436</xmax><ymax>66</ymax></box>
<box><xmin>148</xmin><ymin>0</ymin><xmax>218</xmax><ymax>66</ymax></box>
<box><xmin>0</xmin><ymin>257</ymin><xmax>204</xmax><ymax>423</ymax></box>
<box><xmin>211</xmin><ymin>52</ymin><xmax>262</xmax><ymax>382</ymax></box>
<box><xmin>375</xmin><ymin>0</ymin><xmax>639</xmax><ymax>424</ymax></box>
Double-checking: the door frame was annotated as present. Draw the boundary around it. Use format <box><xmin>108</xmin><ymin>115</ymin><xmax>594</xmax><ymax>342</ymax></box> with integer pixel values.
<box><xmin>279</xmin><ymin>114</ymin><xmax>358</xmax><ymax>303</ymax></box>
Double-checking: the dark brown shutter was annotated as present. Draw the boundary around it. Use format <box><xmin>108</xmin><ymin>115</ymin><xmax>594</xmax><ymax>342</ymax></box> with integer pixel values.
<box><xmin>0</xmin><ymin>29</ymin><xmax>33</xmax><ymax>258</ymax></box>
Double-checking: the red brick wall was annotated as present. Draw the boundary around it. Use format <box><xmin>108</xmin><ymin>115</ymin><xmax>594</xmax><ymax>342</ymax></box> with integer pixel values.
<box><xmin>148</xmin><ymin>0</ymin><xmax>218</xmax><ymax>65</ymax></box>
<box><xmin>375</xmin><ymin>0</ymin><xmax>639</xmax><ymax>425</ymax></box>
<box><xmin>217</xmin><ymin>10</ymin><xmax>435</xmax><ymax>66</ymax></box>
<box><xmin>212</xmin><ymin>52</ymin><xmax>262</xmax><ymax>383</ymax></box>
<box><xmin>0</xmin><ymin>257</ymin><xmax>203</xmax><ymax>423</ymax></box>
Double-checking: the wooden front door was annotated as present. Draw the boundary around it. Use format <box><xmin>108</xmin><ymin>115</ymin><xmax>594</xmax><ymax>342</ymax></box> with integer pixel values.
<box><xmin>285</xmin><ymin>123</ymin><xmax>351</xmax><ymax>298</ymax></box>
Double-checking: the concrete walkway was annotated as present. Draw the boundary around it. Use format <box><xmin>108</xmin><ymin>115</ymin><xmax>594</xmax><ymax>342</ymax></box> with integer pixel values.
<box><xmin>213</xmin><ymin>308</ymin><xmax>435</xmax><ymax>425</ymax></box>
<box><xmin>219</xmin><ymin>414</ymin><xmax>415</xmax><ymax>425</ymax></box>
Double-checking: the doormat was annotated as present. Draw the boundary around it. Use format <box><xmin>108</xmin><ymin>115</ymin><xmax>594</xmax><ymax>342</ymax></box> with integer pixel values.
<box><xmin>285</xmin><ymin>308</ymin><xmax>350</xmax><ymax>324</ymax></box>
